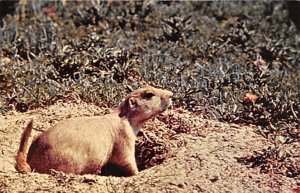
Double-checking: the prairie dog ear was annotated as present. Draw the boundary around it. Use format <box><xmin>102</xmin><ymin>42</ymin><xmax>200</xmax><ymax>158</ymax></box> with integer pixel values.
<box><xmin>119</xmin><ymin>97</ymin><xmax>137</xmax><ymax>117</ymax></box>
<box><xmin>128</xmin><ymin>97</ymin><xmax>138</xmax><ymax>110</ymax></box>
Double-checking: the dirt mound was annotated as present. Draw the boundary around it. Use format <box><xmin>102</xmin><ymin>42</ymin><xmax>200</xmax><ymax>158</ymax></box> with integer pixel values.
<box><xmin>0</xmin><ymin>102</ymin><xmax>298</xmax><ymax>192</ymax></box>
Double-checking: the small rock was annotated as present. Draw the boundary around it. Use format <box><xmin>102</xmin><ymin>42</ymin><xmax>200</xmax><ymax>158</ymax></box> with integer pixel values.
<box><xmin>210</xmin><ymin>175</ymin><xmax>219</xmax><ymax>183</ymax></box>
<box><xmin>177</xmin><ymin>182</ymin><xmax>185</xmax><ymax>189</ymax></box>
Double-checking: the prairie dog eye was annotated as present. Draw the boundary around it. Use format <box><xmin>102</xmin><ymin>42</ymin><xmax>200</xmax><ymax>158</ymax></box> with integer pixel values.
<box><xmin>142</xmin><ymin>92</ymin><xmax>155</xmax><ymax>99</ymax></box>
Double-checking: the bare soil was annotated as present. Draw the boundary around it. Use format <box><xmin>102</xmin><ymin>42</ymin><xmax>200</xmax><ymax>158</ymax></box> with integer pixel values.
<box><xmin>0</xmin><ymin>101</ymin><xmax>298</xmax><ymax>193</ymax></box>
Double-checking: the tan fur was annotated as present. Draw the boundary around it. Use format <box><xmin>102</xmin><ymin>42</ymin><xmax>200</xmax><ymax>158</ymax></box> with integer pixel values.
<box><xmin>15</xmin><ymin>86</ymin><xmax>172</xmax><ymax>176</ymax></box>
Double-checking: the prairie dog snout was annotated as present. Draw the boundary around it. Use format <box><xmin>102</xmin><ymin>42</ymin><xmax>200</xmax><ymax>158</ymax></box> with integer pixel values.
<box><xmin>15</xmin><ymin>86</ymin><xmax>172</xmax><ymax>176</ymax></box>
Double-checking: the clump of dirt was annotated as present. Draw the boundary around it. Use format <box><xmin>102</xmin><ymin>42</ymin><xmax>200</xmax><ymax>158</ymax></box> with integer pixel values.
<box><xmin>0</xmin><ymin>102</ymin><xmax>298</xmax><ymax>192</ymax></box>
<box><xmin>135</xmin><ymin>133</ymin><xmax>169</xmax><ymax>171</ymax></box>
<box><xmin>135</xmin><ymin>108</ymin><xmax>209</xmax><ymax>170</ymax></box>
<box><xmin>237</xmin><ymin>146</ymin><xmax>300</xmax><ymax>179</ymax></box>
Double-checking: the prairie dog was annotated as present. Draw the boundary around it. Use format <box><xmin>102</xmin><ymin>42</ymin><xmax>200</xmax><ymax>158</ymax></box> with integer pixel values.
<box><xmin>15</xmin><ymin>86</ymin><xmax>173</xmax><ymax>176</ymax></box>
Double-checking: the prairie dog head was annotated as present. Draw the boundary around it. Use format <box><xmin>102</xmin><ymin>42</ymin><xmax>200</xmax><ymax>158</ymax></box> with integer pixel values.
<box><xmin>119</xmin><ymin>86</ymin><xmax>173</xmax><ymax>122</ymax></box>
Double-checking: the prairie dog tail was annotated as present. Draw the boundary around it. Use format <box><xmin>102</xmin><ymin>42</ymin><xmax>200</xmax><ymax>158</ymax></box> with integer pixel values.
<box><xmin>15</xmin><ymin>120</ymin><xmax>33</xmax><ymax>173</ymax></box>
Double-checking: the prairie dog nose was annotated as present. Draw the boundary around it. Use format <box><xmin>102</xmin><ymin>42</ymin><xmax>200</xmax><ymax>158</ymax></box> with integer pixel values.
<box><xmin>162</xmin><ymin>90</ymin><xmax>173</xmax><ymax>99</ymax></box>
<box><xmin>166</xmin><ymin>90</ymin><xmax>173</xmax><ymax>97</ymax></box>
<box><xmin>161</xmin><ymin>91</ymin><xmax>173</xmax><ymax>107</ymax></box>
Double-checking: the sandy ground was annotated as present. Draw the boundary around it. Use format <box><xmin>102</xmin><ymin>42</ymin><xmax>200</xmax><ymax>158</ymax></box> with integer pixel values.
<box><xmin>0</xmin><ymin>101</ymin><xmax>298</xmax><ymax>193</ymax></box>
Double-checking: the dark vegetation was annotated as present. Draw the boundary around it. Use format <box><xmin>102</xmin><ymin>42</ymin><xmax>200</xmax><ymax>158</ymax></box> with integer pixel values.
<box><xmin>0</xmin><ymin>1</ymin><xmax>299</xmax><ymax>180</ymax></box>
